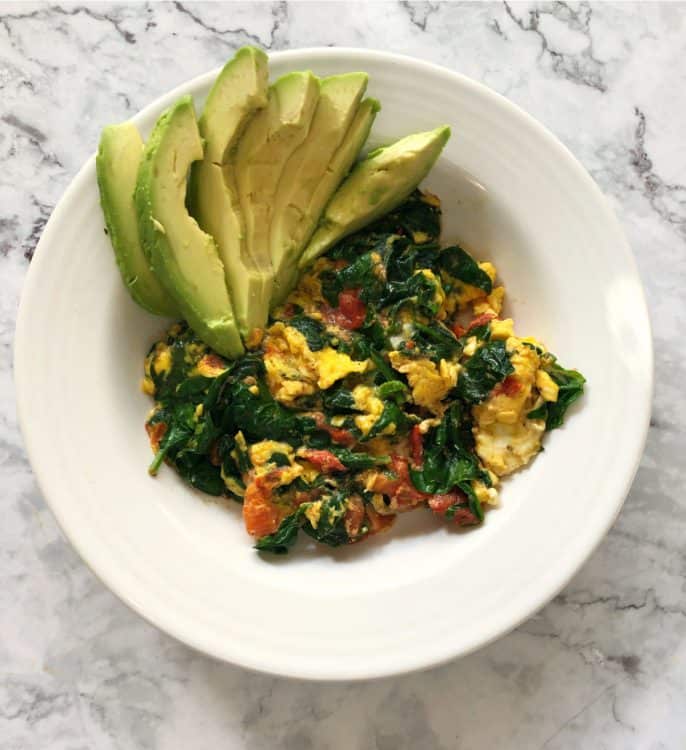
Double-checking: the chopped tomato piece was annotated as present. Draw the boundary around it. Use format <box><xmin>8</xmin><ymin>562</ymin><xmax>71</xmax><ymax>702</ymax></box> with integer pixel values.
<box><xmin>428</xmin><ymin>491</ymin><xmax>466</xmax><ymax>514</ymax></box>
<box><xmin>300</xmin><ymin>449</ymin><xmax>346</xmax><ymax>473</ymax></box>
<box><xmin>452</xmin><ymin>322</ymin><xmax>466</xmax><ymax>337</ymax></box>
<box><xmin>428</xmin><ymin>490</ymin><xmax>479</xmax><ymax>526</ymax></box>
<box><xmin>145</xmin><ymin>421</ymin><xmax>167</xmax><ymax>452</ymax></box>
<box><xmin>313</xmin><ymin>413</ymin><xmax>356</xmax><ymax>446</ymax></box>
<box><xmin>467</xmin><ymin>312</ymin><xmax>496</xmax><ymax>332</ymax></box>
<box><xmin>410</xmin><ymin>425</ymin><xmax>423</xmax><ymax>466</ymax></box>
<box><xmin>243</xmin><ymin>475</ymin><xmax>286</xmax><ymax>538</ymax></box>
<box><xmin>344</xmin><ymin>496</ymin><xmax>366</xmax><ymax>540</ymax></box>
<box><xmin>326</xmin><ymin>288</ymin><xmax>366</xmax><ymax>330</ymax></box>
<box><xmin>493</xmin><ymin>374</ymin><xmax>521</xmax><ymax>397</ymax></box>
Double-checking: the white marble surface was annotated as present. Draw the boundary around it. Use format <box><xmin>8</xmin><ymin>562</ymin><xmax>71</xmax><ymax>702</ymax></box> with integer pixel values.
<box><xmin>1</xmin><ymin>1</ymin><xmax>685</xmax><ymax>747</ymax></box>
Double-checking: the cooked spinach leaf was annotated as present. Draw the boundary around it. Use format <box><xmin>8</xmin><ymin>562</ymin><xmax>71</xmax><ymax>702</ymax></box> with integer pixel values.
<box><xmin>439</xmin><ymin>245</ymin><xmax>493</xmax><ymax>293</ymax></box>
<box><xmin>286</xmin><ymin>315</ymin><xmax>330</xmax><ymax>351</ymax></box>
<box><xmin>527</xmin><ymin>359</ymin><xmax>586</xmax><ymax>430</ymax></box>
<box><xmin>255</xmin><ymin>510</ymin><xmax>304</xmax><ymax>554</ymax></box>
<box><xmin>457</xmin><ymin>341</ymin><xmax>514</xmax><ymax>404</ymax></box>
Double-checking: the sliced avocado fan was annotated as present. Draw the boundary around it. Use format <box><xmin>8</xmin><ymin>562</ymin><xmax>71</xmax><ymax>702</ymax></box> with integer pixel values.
<box><xmin>269</xmin><ymin>72</ymin><xmax>368</xmax><ymax>302</ymax></box>
<box><xmin>135</xmin><ymin>95</ymin><xmax>244</xmax><ymax>358</ymax></box>
<box><xmin>234</xmin><ymin>71</ymin><xmax>320</xmax><ymax>328</ymax></box>
<box><xmin>272</xmin><ymin>96</ymin><xmax>380</xmax><ymax>305</ymax></box>
<box><xmin>299</xmin><ymin>125</ymin><xmax>451</xmax><ymax>269</ymax></box>
<box><xmin>189</xmin><ymin>46</ymin><xmax>269</xmax><ymax>338</ymax></box>
<box><xmin>96</xmin><ymin>123</ymin><xmax>179</xmax><ymax>316</ymax></box>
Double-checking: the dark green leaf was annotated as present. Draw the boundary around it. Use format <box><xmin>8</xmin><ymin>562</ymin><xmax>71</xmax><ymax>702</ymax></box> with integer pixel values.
<box><xmin>457</xmin><ymin>341</ymin><xmax>514</xmax><ymax>404</ymax></box>
<box><xmin>439</xmin><ymin>245</ymin><xmax>492</xmax><ymax>293</ymax></box>
<box><xmin>255</xmin><ymin>511</ymin><xmax>304</xmax><ymax>554</ymax></box>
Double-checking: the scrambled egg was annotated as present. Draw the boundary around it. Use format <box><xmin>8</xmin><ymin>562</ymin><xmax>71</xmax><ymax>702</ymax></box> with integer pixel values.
<box><xmin>352</xmin><ymin>385</ymin><xmax>385</xmax><ymax>436</ymax></box>
<box><xmin>388</xmin><ymin>352</ymin><xmax>460</xmax><ymax>415</ymax></box>
<box><xmin>263</xmin><ymin>322</ymin><xmax>367</xmax><ymax>405</ymax></box>
<box><xmin>473</xmin><ymin>336</ymin><xmax>551</xmax><ymax>476</ymax></box>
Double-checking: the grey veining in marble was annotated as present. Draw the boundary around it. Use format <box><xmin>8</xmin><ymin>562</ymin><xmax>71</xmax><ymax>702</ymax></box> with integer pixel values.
<box><xmin>1</xmin><ymin>2</ymin><xmax>685</xmax><ymax>748</ymax></box>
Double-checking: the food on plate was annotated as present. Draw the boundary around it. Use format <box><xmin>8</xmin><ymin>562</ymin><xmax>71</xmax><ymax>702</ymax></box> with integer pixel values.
<box><xmin>94</xmin><ymin>46</ymin><xmax>585</xmax><ymax>556</ymax></box>
<box><xmin>142</xmin><ymin>191</ymin><xmax>585</xmax><ymax>554</ymax></box>
<box><xmin>134</xmin><ymin>95</ymin><xmax>244</xmax><ymax>358</ymax></box>
<box><xmin>96</xmin><ymin>46</ymin><xmax>440</xmax><ymax>340</ymax></box>
<box><xmin>96</xmin><ymin>123</ymin><xmax>179</xmax><ymax>316</ymax></box>
<box><xmin>299</xmin><ymin>125</ymin><xmax>452</xmax><ymax>267</ymax></box>
<box><xmin>189</xmin><ymin>46</ymin><xmax>270</xmax><ymax>338</ymax></box>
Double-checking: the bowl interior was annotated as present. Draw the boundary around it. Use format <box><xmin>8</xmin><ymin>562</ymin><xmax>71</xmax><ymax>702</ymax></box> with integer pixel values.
<box><xmin>15</xmin><ymin>49</ymin><xmax>651</xmax><ymax>679</ymax></box>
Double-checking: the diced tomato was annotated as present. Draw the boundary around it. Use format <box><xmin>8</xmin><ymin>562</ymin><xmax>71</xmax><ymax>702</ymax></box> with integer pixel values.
<box><xmin>365</xmin><ymin>506</ymin><xmax>396</xmax><ymax>534</ymax></box>
<box><xmin>452</xmin><ymin>507</ymin><xmax>480</xmax><ymax>526</ymax></box>
<box><xmin>243</xmin><ymin>475</ymin><xmax>285</xmax><ymax>538</ymax></box>
<box><xmin>428</xmin><ymin>490</ymin><xmax>479</xmax><ymax>526</ymax></box>
<box><xmin>300</xmin><ymin>449</ymin><xmax>346</xmax><ymax>473</ymax></box>
<box><xmin>428</xmin><ymin>491</ymin><xmax>466</xmax><ymax>514</ymax></box>
<box><xmin>410</xmin><ymin>425</ymin><xmax>423</xmax><ymax>466</ymax></box>
<box><xmin>390</xmin><ymin>456</ymin><xmax>430</xmax><ymax>507</ymax></box>
<box><xmin>366</xmin><ymin>456</ymin><xmax>429</xmax><ymax>509</ymax></box>
<box><xmin>467</xmin><ymin>312</ymin><xmax>496</xmax><ymax>332</ymax></box>
<box><xmin>405</xmin><ymin>340</ymin><xmax>415</xmax><ymax>349</ymax></box>
<box><xmin>452</xmin><ymin>323</ymin><xmax>466</xmax><ymax>337</ymax></box>
<box><xmin>344</xmin><ymin>496</ymin><xmax>366</xmax><ymax>540</ymax></box>
<box><xmin>313</xmin><ymin>413</ymin><xmax>356</xmax><ymax>446</ymax></box>
<box><xmin>326</xmin><ymin>288</ymin><xmax>366</xmax><ymax>330</ymax></box>
<box><xmin>493</xmin><ymin>374</ymin><xmax>521</xmax><ymax>397</ymax></box>
<box><xmin>145</xmin><ymin>421</ymin><xmax>167</xmax><ymax>452</ymax></box>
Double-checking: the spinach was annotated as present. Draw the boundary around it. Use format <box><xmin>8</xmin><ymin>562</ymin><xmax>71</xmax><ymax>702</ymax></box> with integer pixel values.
<box><xmin>412</xmin><ymin>321</ymin><xmax>462</xmax><ymax>360</ymax></box>
<box><xmin>287</xmin><ymin>315</ymin><xmax>329</xmax><ymax>352</ymax></box>
<box><xmin>147</xmin><ymin>402</ymin><xmax>197</xmax><ymax>475</ymax></box>
<box><xmin>226</xmin><ymin>378</ymin><xmax>300</xmax><ymax>441</ymax></box>
<box><xmin>174</xmin><ymin>453</ymin><xmax>224</xmax><ymax>496</ymax></box>
<box><xmin>377</xmin><ymin>380</ymin><xmax>407</xmax><ymax>399</ymax></box>
<box><xmin>255</xmin><ymin>510</ymin><xmax>304</xmax><ymax>554</ymax></box>
<box><xmin>368</xmin><ymin>190</ymin><xmax>441</xmax><ymax>245</ymax></box>
<box><xmin>527</xmin><ymin>359</ymin><xmax>586</xmax><ymax>430</ymax></box>
<box><xmin>270</xmin><ymin>452</ymin><xmax>291</xmax><ymax>467</ymax></box>
<box><xmin>377</xmin><ymin>271</ymin><xmax>441</xmax><ymax>316</ymax></box>
<box><xmin>365</xmin><ymin>400</ymin><xmax>408</xmax><ymax>440</ymax></box>
<box><xmin>408</xmin><ymin>406</ymin><xmax>489</xmax><ymax>504</ymax></box>
<box><xmin>322</xmin><ymin>387</ymin><xmax>357</xmax><ymax>413</ymax></box>
<box><xmin>331</xmin><ymin>448</ymin><xmax>390</xmax><ymax>469</ymax></box>
<box><xmin>320</xmin><ymin>252</ymin><xmax>382</xmax><ymax>307</ymax></box>
<box><xmin>439</xmin><ymin>245</ymin><xmax>492</xmax><ymax>293</ymax></box>
<box><xmin>457</xmin><ymin>341</ymin><xmax>514</xmax><ymax>404</ymax></box>
<box><xmin>302</xmin><ymin>492</ymin><xmax>350</xmax><ymax>547</ymax></box>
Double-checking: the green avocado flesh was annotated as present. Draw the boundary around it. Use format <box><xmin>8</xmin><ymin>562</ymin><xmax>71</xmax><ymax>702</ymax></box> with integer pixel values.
<box><xmin>272</xmin><ymin>96</ymin><xmax>380</xmax><ymax>305</ymax></box>
<box><xmin>190</xmin><ymin>46</ymin><xmax>269</xmax><ymax>337</ymax></box>
<box><xmin>234</xmin><ymin>71</ymin><xmax>321</xmax><ymax>328</ymax></box>
<box><xmin>299</xmin><ymin>125</ymin><xmax>451</xmax><ymax>269</ymax></box>
<box><xmin>135</xmin><ymin>95</ymin><xmax>244</xmax><ymax>358</ymax></box>
<box><xmin>269</xmin><ymin>72</ymin><xmax>369</xmax><ymax>300</ymax></box>
<box><xmin>98</xmin><ymin>46</ymin><xmax>454</xmax><ymax>365</ymax></box>
<box><xmin>96</xmin><ymin>123</ymin><xmax>179</xmax><ymax>316</ymax></box>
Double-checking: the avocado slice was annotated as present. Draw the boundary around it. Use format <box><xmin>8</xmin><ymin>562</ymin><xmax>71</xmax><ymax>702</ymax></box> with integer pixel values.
<box><xmin>190</xmin><ymin>47</ymin><xmax>269</xmax><ymax>337</ymax></box>
<box><xmin>96</xmin><ymin>123</ymin><xmax>179</xmax><ymax>316</ymax></box>
<box><xmin>299</xmin><ymin>125</ymin><xmax>451</xmax><ymax>269</ymax></box>
<box><xmin>269</xmin><ymin>73</ymin><xmax>368</xmax><ymax>296</ymax></box>
<box><xmin>272</xmin><ymin>96</ymin><xmax>380</xmax><ymax>304</ymax></box>
<box><xmin>135</xmin><ymin>95</ymin><xmax>244</xmax><ymax>358</ymax></box>
<box><xmin>234</xmin><ymin>71</ymin><xmax>320</xmax><ymax>326</ymax></box>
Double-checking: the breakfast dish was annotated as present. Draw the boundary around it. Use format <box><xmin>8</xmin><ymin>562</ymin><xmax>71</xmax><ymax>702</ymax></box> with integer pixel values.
<box><xmin>96</xmin><ymin>47</ymin><xmax>584</xmax><ymax>555</ymax></box>
<box><xmin>142</xmin><ymin>191</ymin><xmax>584</xmax><ymax>554</ymax></box>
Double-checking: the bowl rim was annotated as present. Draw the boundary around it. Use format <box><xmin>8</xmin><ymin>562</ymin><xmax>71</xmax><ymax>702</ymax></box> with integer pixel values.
<box><xmin>14</xmin><ymin>47</ymin><xmax>653</xmax><ymax>681</ymax></box>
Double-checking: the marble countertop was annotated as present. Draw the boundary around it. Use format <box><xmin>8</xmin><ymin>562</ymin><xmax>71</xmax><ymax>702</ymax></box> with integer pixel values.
<box><xmin>1</xmin><ymin>2</ymin><xmax>684</xmax><ymax>748</ymax></box>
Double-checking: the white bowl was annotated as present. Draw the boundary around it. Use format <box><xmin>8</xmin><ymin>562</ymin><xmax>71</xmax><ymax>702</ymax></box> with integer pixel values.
<box><xmin>14</xmin><ymin>49</ymin><xmax>652</xmax><ymax>680</ymax></box>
